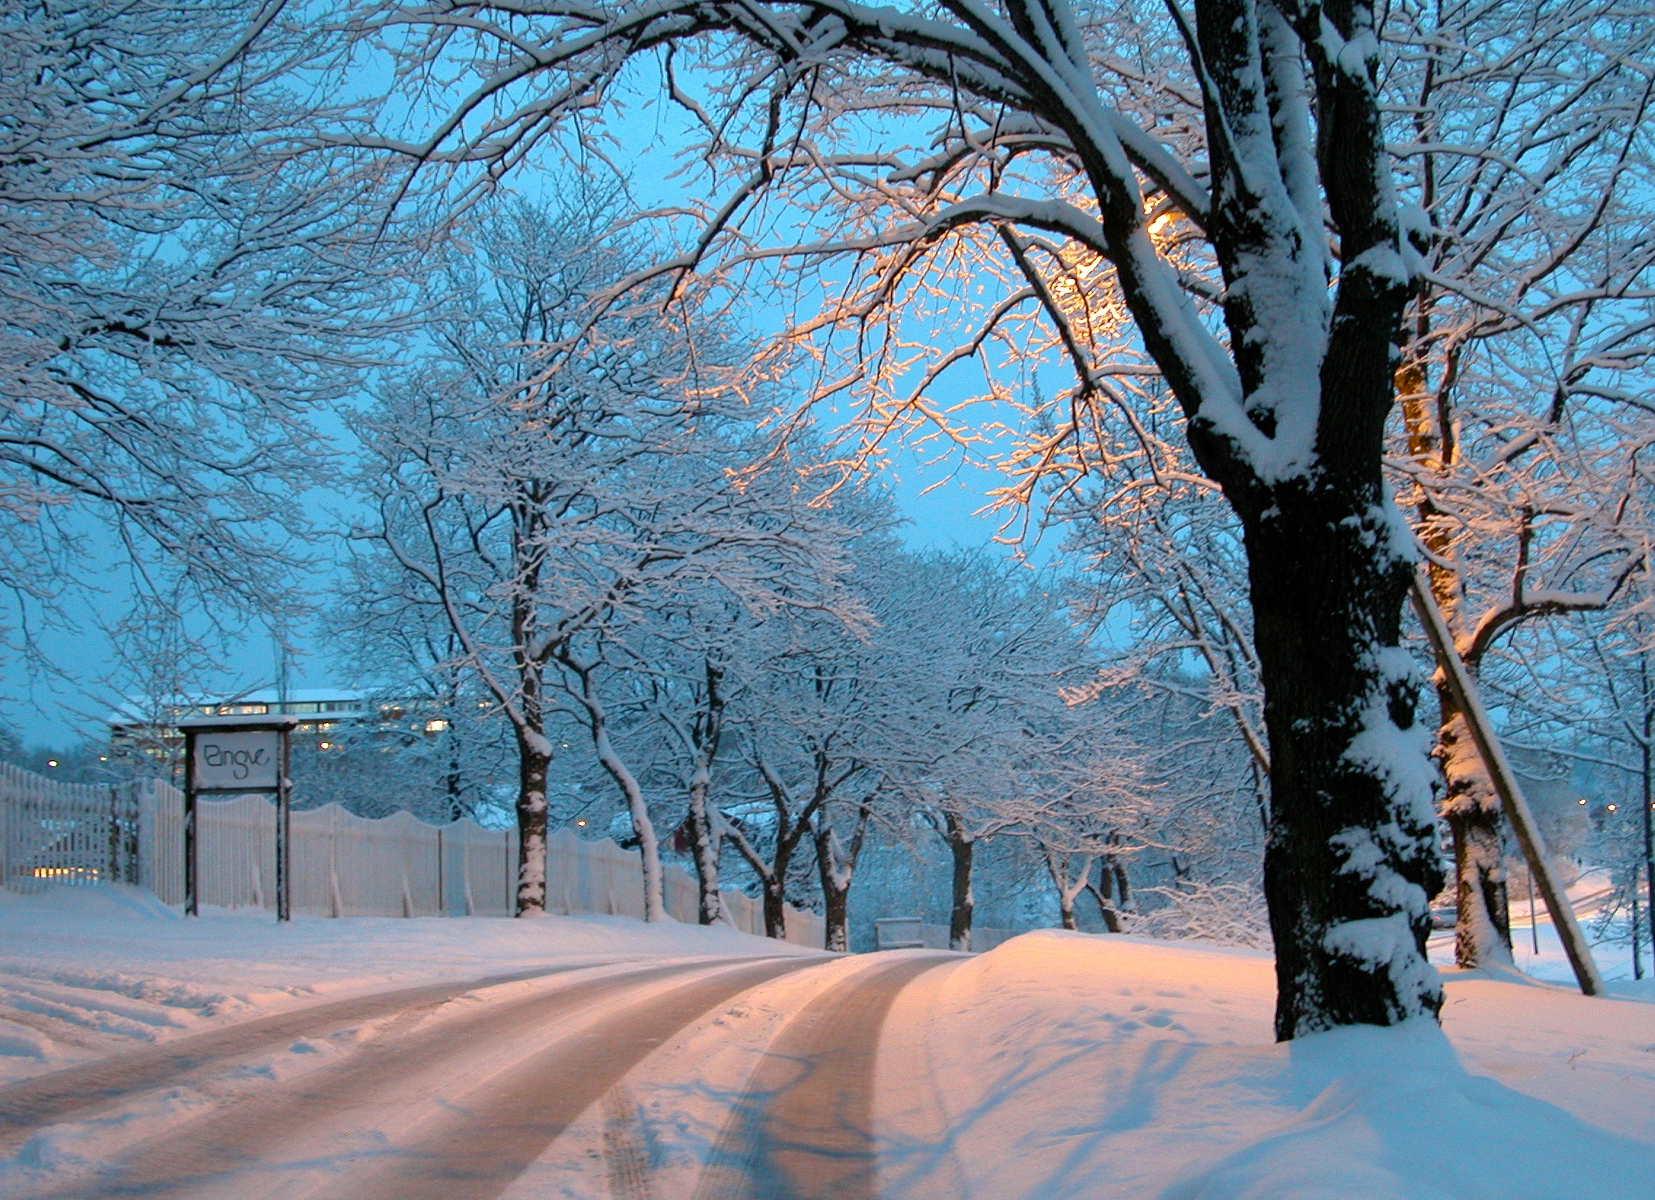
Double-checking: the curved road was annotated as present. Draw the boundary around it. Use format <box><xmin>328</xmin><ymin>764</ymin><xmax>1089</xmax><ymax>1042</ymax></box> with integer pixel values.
<box><xmin>4</xmin><ymin>951</ymin><xmax>959</xmax><ymax>1199</ymax></box>
<box><xmin>0</xmin><ymin>960</ymin><xmax>613</xmax><ymax>1152</ymax></box>
<box><xmin>689</xmin><ymin>954</ymin><xmax>957</xmax><ymax>1200</ymax></box>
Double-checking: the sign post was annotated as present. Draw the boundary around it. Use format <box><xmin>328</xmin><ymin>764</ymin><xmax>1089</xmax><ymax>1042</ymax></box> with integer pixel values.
<box><xmin>179</xmin><ymin>715</ymin><xmax>300</xmax><ymax>921</ymax></box>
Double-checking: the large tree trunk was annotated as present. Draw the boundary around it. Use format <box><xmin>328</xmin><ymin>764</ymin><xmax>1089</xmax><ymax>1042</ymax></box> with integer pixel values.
<box><xmin>1172</xmin><ymin>0</ymin><xmax>1447</xmax><ymax>1039</ymax></box>
<box><xmin>1399</xmin><ymin>365</ymin><xmax>1511</xmax><ymax>967</ymax></box>
<box><xmin>514</xmin><ymin>728</ymin><xmax>551</xmax><ymax>916</ymax></box>
<box><xmin>1642</xmin><ymin>670</ymin><xmax>1654</xmax><ymax>973</ymax></box>
<box><xmin>1441</xmin><ymin>703</ymin><xmax>1512</xmax><ymax>966</ymax></box>
<box><xmin>815</xmin><ymin>828</ymin><xmax>850</xmax><ymax>952</ymax></box>
<box><xmin>511</xmin><ymin>647</ymin><xmax>552</xmax><ymax>916</ymax></box>
<box><xmin>1244</xmin><ymin>475</ymin><xmax>1446</xmax><ymax>1039</ymax></box>
<box><xmin>944</xmin><ymin>811</ymin><xmax>974</xmax><ymax>952</ymax></box>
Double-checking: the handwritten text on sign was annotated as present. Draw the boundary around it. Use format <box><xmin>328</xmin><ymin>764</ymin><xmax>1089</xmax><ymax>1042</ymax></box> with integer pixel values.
<box><xmin>192</xmin><ymin>730</ymin><xmax>280</xmax><ymax>790</ymax></box>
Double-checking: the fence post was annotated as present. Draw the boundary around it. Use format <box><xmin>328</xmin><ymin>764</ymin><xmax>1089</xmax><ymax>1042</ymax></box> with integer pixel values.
<box><xmin>183</xmin><ymin>739</ymin><xmax>198</xmax><ymax>917</ymax></box>
<box><xmin>107</xmin><ymin>785</ymin><xmax>119</xmax><ymax>885</ymax></box>
<box><xmin>276</xmin><ymin>726</ymin><xmax>291</xmax><ymax>923</ymax></box>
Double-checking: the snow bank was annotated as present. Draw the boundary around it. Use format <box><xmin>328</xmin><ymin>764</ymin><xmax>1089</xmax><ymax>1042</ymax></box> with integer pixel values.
<box><xmin>3</xmin><ymin>889</ymin><xmax>1651</xmax><ymax>1199</ymax></box>
<box><xmin>0</xmin><ymin>883</ymin><xmax>813</xmax><ymax>1084</ymax></box>
<box><xmin>879</xmin><ymin>929</ymin><xmax>1655</xmax><ymax>1200</ymax></box>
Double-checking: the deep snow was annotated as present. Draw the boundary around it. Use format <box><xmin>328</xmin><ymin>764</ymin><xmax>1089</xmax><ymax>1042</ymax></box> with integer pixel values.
<box><xmin>0</xmin><ymin>885</ymin><xmax>1651</xmax><ymax>1199</ymax></box>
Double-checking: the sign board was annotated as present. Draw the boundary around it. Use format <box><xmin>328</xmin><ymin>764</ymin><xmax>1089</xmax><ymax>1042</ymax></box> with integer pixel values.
<box><xmin>191</xmin><ymin>729</ymin><xmax>281</xmax><ymax>791</ymax></box>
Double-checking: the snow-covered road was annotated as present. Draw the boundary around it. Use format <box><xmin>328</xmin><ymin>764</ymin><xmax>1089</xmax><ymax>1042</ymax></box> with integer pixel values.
<box><xmin>46</xmin><ymin>957</ymin><xmax>822</xmax><ymax>1199</ymax></box>
<box><xmin>2</xmin><ymin>950</ymin><xmax>964</xmax><ymax>1200</ymax></box>
<box><xmin>688</xmin><ymin>953</ymin><xmax>954</xmax><ymax>1200</ymax></box>
<box><xmin>1</xmin><ymin>887</ymin><xmax>1652</xmax><ymax>1199</ymax></box>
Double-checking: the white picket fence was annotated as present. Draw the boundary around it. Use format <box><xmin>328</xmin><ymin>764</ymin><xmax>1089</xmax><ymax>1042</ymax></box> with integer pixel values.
<box><xmin>0</xmin><ymin>766</ymin><xmax>822</xmax><ymax>947</ymax></box>
<box><xmin>0</xmin><ymin>764</ymin><xmax>143</xmax><ymax>887</ymax></box>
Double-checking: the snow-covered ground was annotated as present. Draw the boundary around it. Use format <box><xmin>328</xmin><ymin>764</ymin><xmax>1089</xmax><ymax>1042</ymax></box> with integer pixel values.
<box><xmin>1463</xmin><ymin>867</ymin><xmax>1653</xmax><ymax>988</ymax></box>
<box><xmin>0</xmin><ymin>884</ymin><xmax>816</xmax><ymax>1085</ymax></box>
<box><xmin>1</xmin><ymin>885</ymin><xmax>1651</xmax><ymax>1199</ymax></box>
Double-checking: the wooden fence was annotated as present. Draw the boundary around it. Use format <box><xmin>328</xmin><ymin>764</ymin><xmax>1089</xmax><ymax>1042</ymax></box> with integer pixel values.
<box><xmin>0</xmin><ymin>765</ymin><xmax>823</xmax><ymax>946</ymax></box>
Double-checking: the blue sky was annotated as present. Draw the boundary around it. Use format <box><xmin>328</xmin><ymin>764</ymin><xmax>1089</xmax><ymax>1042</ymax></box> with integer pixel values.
<box><xmin>0</xmin><ymin>64</ymin><xmax>1069</xmax><ymax>749</ymax></box>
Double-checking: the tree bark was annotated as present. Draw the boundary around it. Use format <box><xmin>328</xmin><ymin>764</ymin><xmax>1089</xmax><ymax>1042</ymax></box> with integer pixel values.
<box><xmin>1089</xmin><ymin>866</ymin><xmax>1122</xmax><ymax>933</ymax></box>
<box><xmin>686</xmin><ymin>660</ymin><xmax>726</xmax><ymax>925</ymax></box>
<box><xmin>572</xmin><ymin>656</ymin><xmax>666</xmax><ymax>921</ymax></box>
<box><xmin>1168</xmin><ymin>0</ymin><xmax>1447</xmax><ymax>1039</ymax></box>
<box><xmin>1642</xmin><ymin>657</ymin><xmax>1654</xmax><ymax>973</ymax></box>
<box><xmin>1399</xmin><ymin>363</ymin><xmax>1511</xmax><ymax>968</ymax></box>
<box><xmin>593</xmin><ymin>720</ymin><xmax>665</xmax><ymax>922</ymax></box>
<box><xmin>1243</xmin><ymin>474</ymin><xmax>1445</xmax><ymax>1039</ymax></box>
<box><xmin>1041</xmin><ymin>846</ymin><xmax>1094</xmax><ymax>931</ymax></box>
<box><xmin>944</xmin><ymin>810</ymin><xmax>974</xmax><ymax>952</ymax></box>
<box><xmin>813</xmin><ymin>803</ymin><xmax>869</xmax><ymax>952</ymax></box>
<box><xmin>742</xmin><ymin>751</ymin><xmax>831</xmax><ymax>940</ymax></box>
<box><xmin>686</xmin><ymin>777</ymin><xmax>722</xmax><ymax>924</ymax></box>
<box><xmin>1441</xmin><ymin>705</ymin><xmax>1512</xmax><ymax>966</ymax></box>
<box><xmin>761</xmin><ymin>870</ymin><xmax>788</xmax><ymax>940</ymax></box>
<box><xmin>723</xmin><ymin>815</ymin><xmax>796</xmax><ymax>940</ymax></box>
<box><xmin>514</xmin><ymin>728</ymin><xmax>550</xmax><ymax>916</ymax></box>
<box><xmin>723</xmin><ymin>813</ymin><xmax>796</xmax><ymax>940</ymax></box>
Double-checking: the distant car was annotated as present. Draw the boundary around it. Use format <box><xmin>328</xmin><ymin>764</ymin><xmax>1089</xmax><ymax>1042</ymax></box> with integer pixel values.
<box><xmin>1429</xmin><ymin>906</ymin><xmax>1456</xmax><ymax>930</ymax></box>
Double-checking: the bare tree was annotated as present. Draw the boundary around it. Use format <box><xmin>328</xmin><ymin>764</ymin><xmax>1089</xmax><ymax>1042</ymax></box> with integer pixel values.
<box><xmin>353</xmin><ymin>198</ymin><xmax>861</xmax><ymax>915</ymax></box>
<box><xmin>1</xmin><ymin>0</ymin><xmax>405</xmax><ymax>672</ymax></box>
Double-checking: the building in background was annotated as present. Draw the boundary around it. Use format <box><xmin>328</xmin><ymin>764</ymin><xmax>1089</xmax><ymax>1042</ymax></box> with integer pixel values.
<box><xmin>107</xmin><ymin>687</ymin><xmax>449</xmax><ymax>765</ymax></box>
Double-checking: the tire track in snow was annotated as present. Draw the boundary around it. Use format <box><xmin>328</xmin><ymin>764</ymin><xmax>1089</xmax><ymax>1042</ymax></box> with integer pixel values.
<box><xmin>351</xmin><ymin>954</ymin><xmax>826</xmax><ymax>1200</ymax></box>
<box><xmin>690</xmin><ymin>953</ymin><xmax>958</xmax><ymax>1200</ymax></box>
<box><xmin>0</xmin><ymin>960</ymin><xmax>620</xmax><ymax>1151</ymax></box>
<box><xmin>50</xmin><ymin>955</ymin><xmax>817</xmax><ymax>1199</ymax></box>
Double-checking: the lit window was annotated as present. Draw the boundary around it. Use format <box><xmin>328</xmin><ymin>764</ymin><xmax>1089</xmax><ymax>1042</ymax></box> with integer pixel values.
<box><xmin>46</xmin><ymin>760</ymin><xmax>58</xmax><ymax>767</ymax></box>
<box><xmin>1607</xmin><ymin>803</ymin><xmax>1618</xmax><ymax>812</ymax></box>
<box><xmin>425</xmin><ymin>719</ymin><xmax>449</xmax><ymax>733</ymax></box>
<box><xmin>319</xmin><ymin>741</ymin><xmax>332</xmax><ymax>750</ymax></box>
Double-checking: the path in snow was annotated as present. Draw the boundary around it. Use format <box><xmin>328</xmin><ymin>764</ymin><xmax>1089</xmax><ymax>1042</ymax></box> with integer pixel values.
<box><xmin>689</xmin><ymin>953</ymin><xmax>957</xmax><ymax>1200</ymax></box>
<box><xmin>14</xmin><ymin>956</ymin><xmax>818</xmax><ymax>1199</ymax></box>
<box><xmin>351</xmin><ymin>955</ymin><xmax>822</xmax><ymax>1200</ymax></box>
<box><xmin>0</xmin><ymin>960</ymin><xmax>605</xmax><ymax>1151</ymax></box>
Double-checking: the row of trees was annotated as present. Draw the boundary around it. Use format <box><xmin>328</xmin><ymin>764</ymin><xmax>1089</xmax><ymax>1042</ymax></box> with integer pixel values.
<box><xmin>6</xmin><ymin>0</ymin><xmax>1653</xmax><ymax>1037</ymax></box>
<box><xmin>330</xmin><ymin>200</ymin><xmax>1218</xmax><ymax>951</ymax></box>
